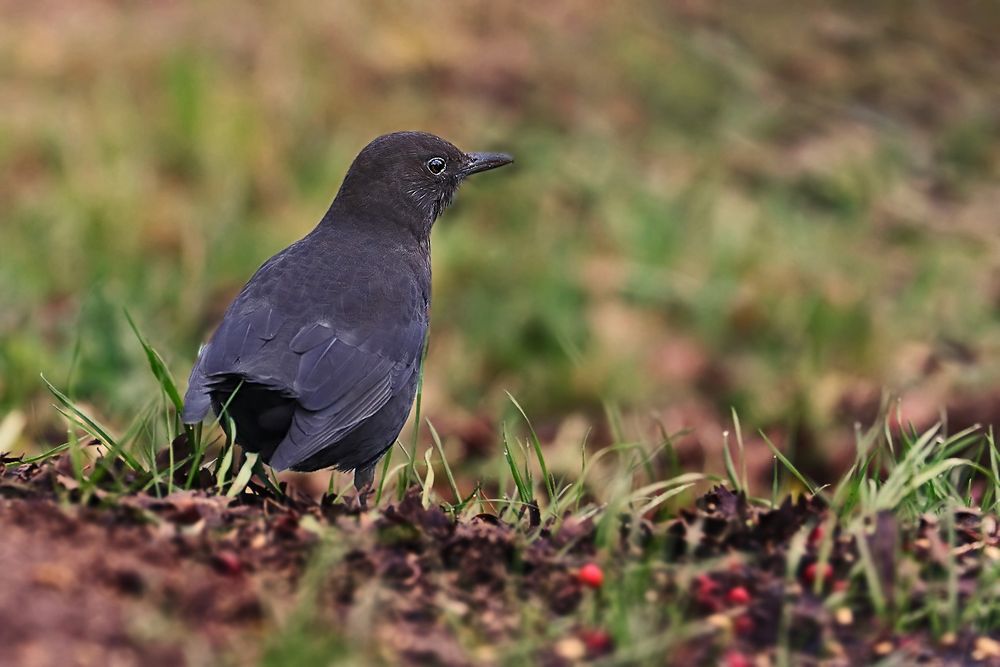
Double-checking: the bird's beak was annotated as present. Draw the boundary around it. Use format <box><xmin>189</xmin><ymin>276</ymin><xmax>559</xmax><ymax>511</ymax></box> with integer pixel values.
<box><xmin>462</xmin><ymin>152</ymin><xmax>514</xmax><ymax>176</ymax></box>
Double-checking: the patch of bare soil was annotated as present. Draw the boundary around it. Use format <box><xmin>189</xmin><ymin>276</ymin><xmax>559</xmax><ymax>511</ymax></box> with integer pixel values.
<box><xmin>0</xmin><ymin>461</ymin><xmax>284</xmax><ymax>666</ymax></box>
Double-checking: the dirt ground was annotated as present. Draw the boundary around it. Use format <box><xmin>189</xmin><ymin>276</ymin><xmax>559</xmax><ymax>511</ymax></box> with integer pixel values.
<box><xmin>2</xmin><ymin>453</ymin><xmax>998</xmax><ymax>666</ymax></box>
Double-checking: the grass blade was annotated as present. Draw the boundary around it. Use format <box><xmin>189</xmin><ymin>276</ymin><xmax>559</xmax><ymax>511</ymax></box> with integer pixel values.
<box><xmin>427</xmin><ymin>420</ymin><xmax>461</xmax><ymax>506</ymax></box>
<box><xmin>215</xmin><ymin>441</ymin><xmax>235</xmax><ymax>493</ymax></box>
<box><xmin>506</xmin><ymin>392</ymin><xmax>556</xmax><ymax>504</ymax></box>
<box><xmin>43</xmin><ymin>375</ymin><xmax>144</xmax><ymax>474</ymax></box>
<box><xmin>722</xmin><ymin>429</ymin><xmax>741</xmax><ymax>492</ymax></box>
<box><xmin>421</xmin><ymin>448</ymin><xmax>435</xmax><ymax>509</ymax></box>
<box><xmin>502</xmin><ymin>423</ymin><xmax>532</xmax><ymax>505</ymax></box>
<box><xmin>226</xmin><ymin>452</ymin><xmax>259</xmax><ymax>498</ymax></box>
<box><xmin>124</xmin><ymin>309</ymin><xmax>184</xmax><ymax>413</ymax></box>
<box><xmin>761</xmin><ymin>430</ymin><xmax>815</xmax><ymax>495</ymax></box>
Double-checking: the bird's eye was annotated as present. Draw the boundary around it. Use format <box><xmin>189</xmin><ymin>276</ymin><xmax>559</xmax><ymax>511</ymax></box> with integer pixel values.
<box><xmin>426</xmin><ymin>157</ymin><xmax>446</xmax><ymax>175</ymax></box>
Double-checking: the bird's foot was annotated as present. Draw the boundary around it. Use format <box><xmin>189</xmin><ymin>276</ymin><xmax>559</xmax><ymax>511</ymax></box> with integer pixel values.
<box><xmin>348</xmin><ymin>464</ymin><xmax>376</xmax><ymax>511</ymax></box>
<box><xmin>348</xmin><ymin>483</ymin><xmax>374</xmax><ymax>512</ymax></box>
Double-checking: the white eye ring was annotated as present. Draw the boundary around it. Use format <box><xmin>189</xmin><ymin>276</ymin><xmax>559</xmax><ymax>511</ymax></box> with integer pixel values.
<box><xmin>426</xmin><ymin>157</ymin><xmax>446</xmax><ymax>175</ymax></box>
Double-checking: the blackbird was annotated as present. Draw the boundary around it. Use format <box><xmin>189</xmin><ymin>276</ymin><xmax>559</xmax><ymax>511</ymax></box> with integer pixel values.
<box><xmin>182</xmin><ymin>131</ymin><xmax>512</xmax><ymax>493</ymax></box>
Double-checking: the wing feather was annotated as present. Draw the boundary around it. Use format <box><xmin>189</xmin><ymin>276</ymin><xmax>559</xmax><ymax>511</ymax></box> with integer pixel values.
<box><xmin>182</xmin><ymin>305</ymin><xmax>289</xmax><ymax>421</ymax></box>
<box><xmin>269</xmin><ymin>337</ymin><xmax>404</xmax><ymax>470</ymax></box>
<box><xmin>183</xmin><ymin>276</ymin><xmax>427</xmax><ymax>472</ymax></box>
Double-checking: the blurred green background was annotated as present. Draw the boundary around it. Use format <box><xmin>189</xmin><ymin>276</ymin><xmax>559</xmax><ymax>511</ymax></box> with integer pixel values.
<box><xmin>2</xmin><ymin>0</ymin><xmax>999</xmax><ymax>484</ymax></box>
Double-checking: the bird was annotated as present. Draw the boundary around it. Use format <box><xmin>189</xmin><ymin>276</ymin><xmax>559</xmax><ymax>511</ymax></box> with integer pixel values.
<box><xmin>181</xmin><ymin>131</ymin><xmax>512</xmax><ymax>499</ymax></box>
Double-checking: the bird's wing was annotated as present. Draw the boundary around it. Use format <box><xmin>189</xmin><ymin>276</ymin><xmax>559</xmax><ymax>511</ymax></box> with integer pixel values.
<box><xmin>184</xmin><ymin>303</ymin><xmax>425</xmax><ymax>471</ymax></box>
<box><xmin>181</xmin><ymin>305</ymin><xmax>289</xmax><ymax>423</ymax></box>
<box><xmin>267</xmin><ymin>319</ymin><xmax>423</xmax><ymax>470</ymax></box>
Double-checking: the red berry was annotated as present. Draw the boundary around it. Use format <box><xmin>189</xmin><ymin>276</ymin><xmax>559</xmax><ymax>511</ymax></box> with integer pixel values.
<box><xmin>727</xmin><ymin>586</ymin><xmax>751</xmax><ymax>605</ymax></box>
<box><xmin>694</xmin><ymin>574</ymin><xmax>721</xmax><ymax>610</ymax></box>
<box><xmin>693</xmin><ymin>582</ymin><xmax>721</xmax><ymax>611</ymax></box>
<box><xmin>808</xmin><ymin>524</ymin><xmax>824</xmax><ymax>545</ymax></box>
<box><xmin>734</xmin><ymin>614</ymin><xmax>754</xmax><ymax>636</ymax></box>
<box><xmin>579</xmin><ymin>628</ymin><xmax>613</xmax><ymax>654</ymax></box>
<box><xmin>212</xmin><ymin>550</ymin><xmax>242</xmax><ymax>576</ymax></box>
<box><xmin>577</xmin><ymin>563</ymin><xmax>604</xmax><ymax>589</ymax></box>
<box><xmin>804</xmin><ymin>562</ymin><xmax>833</xmax><ymax>585</ymax></box>
<box><xmin>696</xmin><ymin>574</ymin><xmax>718</xmax><ymax>595</ymax></box>
<box><xmin>724</xmin><ymin>650</ymin><xmax>752</xmax><ymax>667</ymax></box>
<box><xmin>833</xmin><ymin>579</ymin><xmax>848</xmax><ymax>593</ymax></box>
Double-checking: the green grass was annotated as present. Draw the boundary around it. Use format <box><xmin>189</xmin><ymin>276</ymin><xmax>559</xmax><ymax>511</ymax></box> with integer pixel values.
<box><xmin>22</xmin><ymin>327</ymin><xmax>1000</xmax><ymax>660</ymax></box>
<box><xmin>2</xmin><ymin>2</ymin><xmax>999</xmax><ymax>480</ymax></box>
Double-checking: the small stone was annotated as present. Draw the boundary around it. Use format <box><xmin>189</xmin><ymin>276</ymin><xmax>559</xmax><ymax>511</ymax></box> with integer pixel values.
<box><xmin>973</xmin><ymin>636</ymin><xmax>1000</xmax><ymax>661</ymax></box>
<box><xmin>31</xmin><ymin>563</ymin><xmax>74</xmax><ymax>591</ymax></box>
<box><xmin>554</xmin><ymin>637</ymin><xmax>586</xmax><ymax>661</ymax></box>
<box><xmin>474</xmin><ymin>646</ymin><xmax>497</xmax><ymax>663</ymax></box>
<box><xmin>707</xmin><ymin>613</ymin><xmax>733</xmax><ymax>633</ymax></box>
<box><xmin>835</xmin><ymin>607</ymin><xmax>853</xmax><ymax>625</ymax></box>
<box><xmin>939</xmin><ymin>632</ymin><xmax>957</xmax><ymax>647</ymax></box>
<box><xmin>873</xmin><ymin>641</ymin><xmax>894</xmax><ymax>656</ymax></box>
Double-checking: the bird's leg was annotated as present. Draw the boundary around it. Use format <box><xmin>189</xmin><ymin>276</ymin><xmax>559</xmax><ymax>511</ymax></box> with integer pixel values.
<box><xmin>351</xmin><ymin>464</ymin><xmax>376</xmax><ymax>511</ymax></box>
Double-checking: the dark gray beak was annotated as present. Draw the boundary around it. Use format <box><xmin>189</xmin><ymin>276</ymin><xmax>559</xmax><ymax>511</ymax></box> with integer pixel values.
<box><xmin>462</xmin><ymin>151</ymin><xmax>514</xmax><ymax>176</ymax></box>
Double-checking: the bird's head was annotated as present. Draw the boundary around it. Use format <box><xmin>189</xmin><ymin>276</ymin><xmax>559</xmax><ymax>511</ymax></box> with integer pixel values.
<box><xmin>334</xmin><ymin>131</ymin><xmax>513</xmax><ymax>236</ymax></box>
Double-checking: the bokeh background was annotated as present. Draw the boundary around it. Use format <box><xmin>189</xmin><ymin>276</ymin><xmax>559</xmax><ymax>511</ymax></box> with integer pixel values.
<box><xmin>2</xmin><ymin>0</ymin><xmax>999</xmax><ymax>487</ymax></box>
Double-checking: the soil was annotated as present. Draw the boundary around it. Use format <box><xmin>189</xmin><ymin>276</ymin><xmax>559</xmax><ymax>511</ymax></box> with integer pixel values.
<box><xmin>1</xmin><ymin>454</ymin><xmax>997</xmax><ymax>666</ymax></box>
